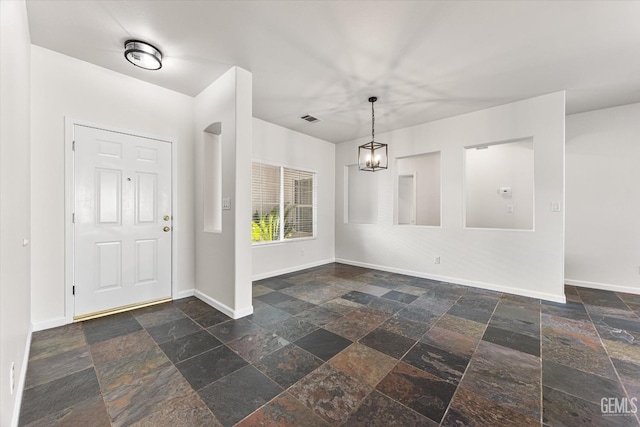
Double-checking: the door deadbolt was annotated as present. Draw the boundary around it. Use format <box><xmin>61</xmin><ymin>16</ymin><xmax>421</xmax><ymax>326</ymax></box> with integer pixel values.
<box><xmin>163</xmin><ymin>215</ymin><xmax>170</xmax><ymax>221</ymax></box>
<box><xmin>163</xmin><ymin>226</ymin><xmax>171</xmax><ymax>232</ymax></box>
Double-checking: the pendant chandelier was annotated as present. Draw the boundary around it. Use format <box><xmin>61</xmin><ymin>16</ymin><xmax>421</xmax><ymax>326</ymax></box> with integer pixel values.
<box><xmin>358</xmin><ymin>97</ymin><xmax>388</xmax><ymax>172</ymax></box>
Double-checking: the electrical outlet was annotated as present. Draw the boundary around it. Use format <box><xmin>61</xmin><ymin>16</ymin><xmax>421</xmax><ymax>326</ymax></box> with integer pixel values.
<box><xmin>434</xmin><ymin>256</ymin><xmax>441</xmax><ymax>264</ymax></box>
<box><xmin>10</xmin><ymin>362</ymin><xmax>15</xmax><ymax>395</ymax></box>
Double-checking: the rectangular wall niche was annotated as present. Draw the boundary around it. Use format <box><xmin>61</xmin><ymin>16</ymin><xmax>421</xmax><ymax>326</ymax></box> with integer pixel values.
<box><xmin>346</xmin><ymin>164</ymin><xmax>378</xmax><ymax>224</ymax></box>
<box><xmin>203</xmin><ymin>123</ymin><xmax>222</xmax><ymax>232</ymax></box>
<box><xmin>465</xmin><ymin>137</ymin><xmax>534</xmax><ymax>230</ymax></box>
<box><xmin>396</xmin><ymin>152</ymin><xmax>441</xmax><ymax>226</ymax></box>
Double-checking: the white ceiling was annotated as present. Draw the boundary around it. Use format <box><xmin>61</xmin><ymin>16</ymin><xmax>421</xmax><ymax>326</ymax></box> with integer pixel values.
<box><xmin>25</xmin><ymin>0</ymin><xmax>640</xmax><ymax>143</ymax></box>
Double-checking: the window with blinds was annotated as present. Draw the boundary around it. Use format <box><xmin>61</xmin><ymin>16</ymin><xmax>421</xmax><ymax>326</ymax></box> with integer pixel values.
<box><xmin>252</xmin><ymin>163</ymin><xmax>316</xmax><ymax>243</ymax></box>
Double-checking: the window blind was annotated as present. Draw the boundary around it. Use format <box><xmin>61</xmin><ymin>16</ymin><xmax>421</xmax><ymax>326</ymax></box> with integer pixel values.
<box><xmin>252</xmin><ymin>163</ymin><xmax>316</xmax><ymax>243</ymax></box>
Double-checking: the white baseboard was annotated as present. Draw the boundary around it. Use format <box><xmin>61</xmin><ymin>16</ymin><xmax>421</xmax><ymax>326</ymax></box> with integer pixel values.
<box><xmin>565</xmin><ymin>278</ymin><xmax>640</xmax><ymax>295</ymax></box>
<box><xmin>252</xmin><ymin>258</ymin><xmax>336</xmax><ymax>281</ymax></box>
<box><xmin>336</xmin><ymin>258</ymin><xmax>566</xmax><ymax>303</ymax></box>
<box><xmin>12</xmin><ymin>324</ymin><xmax>33</xmax><ymax>427</ymax></box>
<box><xmin>175</xmin><ymin>289</ymin><xmax>195</xmax><ymax>299</ymax></box>
<box><xmin>32</xmin><ymin>317</ymin><xmax>69</xmax><ymax>332</ymax></box>
<box><xmin>194</xmin><ymin>290</ymin><xmax>253</xmax><ymax>319</ymax></box>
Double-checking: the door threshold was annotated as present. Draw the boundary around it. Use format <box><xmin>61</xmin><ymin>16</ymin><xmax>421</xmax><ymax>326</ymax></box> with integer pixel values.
<box><xmin>74</xmin><ymin>297</ymin><xmax>172</xmax><ymax>322</ymax></box>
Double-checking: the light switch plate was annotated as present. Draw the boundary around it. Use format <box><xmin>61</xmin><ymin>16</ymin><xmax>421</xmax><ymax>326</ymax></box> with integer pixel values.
<box><xmin>550</xmin><ymin>202</ymin><xmax>561</xmax><ymax>212</ymax></box>
<box><xmin>222</xmin><ymin>197</ymin><xmax>231</xmax><ymax>210</ymax></box>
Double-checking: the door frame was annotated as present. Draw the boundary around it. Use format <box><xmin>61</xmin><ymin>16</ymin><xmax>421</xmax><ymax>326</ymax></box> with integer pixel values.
<box><xmin>64</xmin><ymin>118</ymin><xmax>178</xmax><ymax>324</ymax></box>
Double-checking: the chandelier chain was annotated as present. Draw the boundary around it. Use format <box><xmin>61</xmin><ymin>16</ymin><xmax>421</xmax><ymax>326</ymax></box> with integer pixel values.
<box><xmin>371</xmin><ymin>100</ymin><xmax>375</xmax><ymax>141</ymax></box>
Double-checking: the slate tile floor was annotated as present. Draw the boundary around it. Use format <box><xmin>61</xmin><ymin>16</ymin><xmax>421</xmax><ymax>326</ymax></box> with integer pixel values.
<box><xmin>19</xmin><ymin>263</ymin><xmax>640</xmax><ymax>426</ymax></box>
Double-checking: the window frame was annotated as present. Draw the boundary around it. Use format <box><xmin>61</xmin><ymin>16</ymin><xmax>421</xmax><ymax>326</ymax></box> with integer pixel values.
<box><xmin>251</xmin><ymin>161</ymin><xmax>317</xmax><ymax>246</ymax></box>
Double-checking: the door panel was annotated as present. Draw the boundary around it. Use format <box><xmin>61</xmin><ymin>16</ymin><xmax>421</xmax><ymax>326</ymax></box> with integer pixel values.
<box><xmin>96</xmin><ymin>241</ymin><xmax>122</xmax><ymax>290</ymax></box>
<box><xmin>74</xmin><ymin>125</ymin><xmax>172</xmax><ymax>318</ymax></box>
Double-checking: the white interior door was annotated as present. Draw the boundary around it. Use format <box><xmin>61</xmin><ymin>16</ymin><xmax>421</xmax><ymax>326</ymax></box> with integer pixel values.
<box><xmin>398</xmin><ymin>174</ymin><xmax>416</xmax><ymax>225</ymax></box>
<box><xmin>73</xmin><ymin>124</ymin><xmax>172</xmax><ymax>318</ymax></box>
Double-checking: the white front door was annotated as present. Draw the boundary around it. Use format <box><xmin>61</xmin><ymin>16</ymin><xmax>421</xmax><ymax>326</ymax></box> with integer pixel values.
<box><xmin>73</xmin><ymin>124</ymin><xmax>172</xmax><ymax>318</ymax></box>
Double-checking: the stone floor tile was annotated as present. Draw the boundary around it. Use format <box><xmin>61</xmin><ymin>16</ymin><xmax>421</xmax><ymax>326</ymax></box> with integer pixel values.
<box><xmin>422</xmin><ymin>325</ymin><xmax>479</xmax><ymax>358</ymax></box>
<box><xmin>159</xmin><ymin>330</ymin><xmax>222</xmax><ymax>363</ymax></box>
<box><xmin>207</xmin><ymin>318</ymin><xmax>264</xmax><ymax>343</ymax></box>
<box><xmin>28</xmin><ymin>323</ymin><xmax>87</xmax><ymax>361</ymax></box>
<box><xmin>145</xmin><ymin>316</ymin><xmax>201</xmax><ymax>345</ymax></box>
<box><xmin>24</xmin><ymin>346</ymin><xmax>92</xmax><ymax>389</ymax></box>
<box><xmin>227</xmin><ymin>329</ymin><xmax>288</xmax><ymax>362</ymax></box>
<box><xmin>103</xmin><ymin>365</ymin><xmax>192</xmax><ymax>426</ymax></box>
<box><xmin>543</xmin><ymin>385</ymin><xmax>638</xmax><ymax>427</ymax></box>
<box><xmin>329</xmin><ymin>343</ymin><xmax>397</xmax><ymax>387</ymax></box>
<box><xmin>294</xmin><ymin>305</ymin><xmax>342</xmax><ymax>326</ymax></box>
<box><xmin>251</xmin><ymin>284</ymin><xmax>274</xmax><ymax>297</ymax></box>
<box><xmin>191</xmin><ymin>310</ymin><xmax>231</xmax><ymax>328</ymax></box>
<box><xmin>274</xmin><ymin>298</ymin><xmax>317</xmax><ymax>315</ymax></box>
<box><xmin>21</xmin><ymin>395</ymin><xmax>110</xmax><ymax>427</ymax></box>
<box><xmin>254</xmin><ymin>344</ymin><xmax>322</xmax><ymax>388</ymax></box>
<box><xmin>130</xmin><ymin>392</ymin><xmax>221</xmax><ymax>427</ymax></box>
<box><xmin>20</xmin><ymin>368</ymin><xmax>101</xmax><ymax>426</ymax></box>
<box><xmin>482</xmin><ymin>325</ymin><xmax>541</xmax><ymax>357</ymax></box>
<box><xmin>377</xmin><ymin>361</ymin><xmax>457</xmax><ymax>424</ymax></box>
<box><xmin>379</xmin><ymin>314</ymin><xmax>432</xmax><ymax>340</ymax></box>
<box><xmin>324</xmin><ymin>307</ymin><xmax>391</xmax><ymax>341</ymax></box>
<box><xmin>289</xmin><ymin>364</ymin><xmax>371</xmax><ymax>425</ymax></box>
<box><xmin>434</xmin><ymin>314</ymin><xmax>487</xmax><ymax>340</ymax></box>
<box><xmin>402</xmin><ymin>341</ymin><xmax>470</xmax><ymax>384</ymax></box>
<box><xmin>96</xmin><ymin>346</ymin><xmax>171</xmax><ymax>392</ymax></box>
<box><xmin>133</xmin><ymin>305</ymin><xmax>186</xmax><ymax>329</ymax></box>
<box><xmin>90</xmin><ymin>329</ymin><xmax>156</xmax><ymax>367</ymax></box>
<box><xmin>83</xmin><ymin>312</ymin><xmax>143</xmax><ymax>345</ymax></box>
<box><xmin>543</xmin><ymin>360</ymin><xmax>627</xmax><ymax>405</ymax></box>
<box><xmin>176</xmin><ymin>345</ymin><xmax>247</xmax><ymax>390</ymax></box>
<box><xmin>293</xmin><ymin>328</ymin><xmax>352</xmax><ymax>361</ymax></box>
<box><xmin>360</xmin><ymin>327</ymin><xmax>417</xmax><ymax>359</ymax></box>
<box><xmin>542</xmin><ymin>322</ymin><xmax>617</xmax><ymax>379</ymax></box>
<box><xmin>198</xmin><ymin>365</ymin><xmax>282</xmax><ymax>426</ymax></box>
<box><xmin>461</xmin><ymin>340</ymin><xmax>540</xmax><ymax>420</ymax></box>
<box><xmin>235</xmin><ymin>392</ymin><xmax>329</xmax><ymax>427</ymax></box>
<box><xmin>256</xmin><ymin>290</ymin><xmax>297</xmax><ymax>305</ymax></box>
<box><xmin>443</xmin><ymin>387</ymin><xmax>540</xmax><ymax>427</ymax></box>
<box><xmin>266</xmin><ymin>316</ymin><xmax>318</xmax><ymax>342</ymax></box>
<box><xmin>248</xmin><ymin>305</ymin><xmax>292</xmax><ymax>327</ymax></box>
<box><xmin>346</xmin><ymin>390</ymin><xmax>437</xmax><ymax>426</ymax></box>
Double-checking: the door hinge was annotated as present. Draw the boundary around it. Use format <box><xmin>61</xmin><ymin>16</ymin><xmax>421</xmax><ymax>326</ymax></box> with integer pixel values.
<box><xmin>72</xmin><ymin>141</ymin><xmax>75</xmax><ymax>151</ymax></box>
<box><xmin>72</xmin><ymin>285</ymin><xmax>75</xmax><ymax>295</ymax></box>
<box><xmin>72</xmin><ymin>213</ymin><xmax>75</xmax><ymax>223</ymax></box>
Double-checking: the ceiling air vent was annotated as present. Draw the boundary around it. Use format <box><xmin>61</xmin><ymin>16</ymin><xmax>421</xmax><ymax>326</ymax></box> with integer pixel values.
<box><xmin>300</xmin><ymin>114</ymin><xmax>321</xmax><ymax>123</ymax></box>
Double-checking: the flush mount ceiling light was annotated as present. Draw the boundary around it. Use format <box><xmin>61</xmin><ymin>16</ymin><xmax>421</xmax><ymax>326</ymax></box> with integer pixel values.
<box><xmin>358</xmin><ymin>97</ymin><xmax>388</xmax><ymax>172</ymax></box>
<box><xmin>124</xmin><ymin>40</ymin><xmax>162</xmax><ymax>70</ymax></box>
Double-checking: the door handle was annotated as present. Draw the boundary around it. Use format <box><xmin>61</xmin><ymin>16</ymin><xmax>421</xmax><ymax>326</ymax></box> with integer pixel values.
<box><xmin>163</xmin><ymin>215</ymin><xmax>171</xmax><ymax>221</ymax></box>
<box><xmin>163</xmin><ymin>226</ymin><xmax>171</xmax><ymax>232</ymax></box>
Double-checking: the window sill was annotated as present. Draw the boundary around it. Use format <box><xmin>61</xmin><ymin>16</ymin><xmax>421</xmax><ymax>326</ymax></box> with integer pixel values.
<box><xmin>252</xmin><ymin>236</ymin><xmax>317</xmax><ymax>247</ymax></box>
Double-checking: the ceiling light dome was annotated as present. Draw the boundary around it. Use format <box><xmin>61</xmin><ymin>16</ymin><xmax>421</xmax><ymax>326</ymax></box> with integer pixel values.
<box><xmin>124</xmin><ymin>40</ymin><xmax>162</xmax><ymax>70</ymax></box>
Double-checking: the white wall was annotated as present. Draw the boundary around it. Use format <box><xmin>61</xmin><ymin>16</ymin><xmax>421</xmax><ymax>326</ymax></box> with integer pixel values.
<box><xmin>252</xmin><ymin>118</ymin><xmax>335</xmax><ymax>279</ymax></box>
<box><xmin>396</xmin><ymin>152</ymin><xmax>441</xmax><ymax>226</ymax></box>
<box><xmin>336</xmin><ymin>92</ymin><xmax>566</xmax><ymax>302</ymax></box>
<box><xmin>465</xmin><ymin>140</ymin><xmax>534</xmax><ymax>230</ymax></box>
<box><xmin>566</xmin><ymin>102</ymin><xmax>640</xmax><ymax>294</ymax></box>
<box><xmin>30</xmin><ymin>46</ymin><xmax>195</xmax><ymax>328</ymax></box>
<box><xmin>194</xmin><ymin>67</ymin><xmax>253</xmax><ymax>318</ymax></box>
<box><xmin>0</xmin><ymin>1</ymin><xmax>32</xmax><ymax>424</ymax></box>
